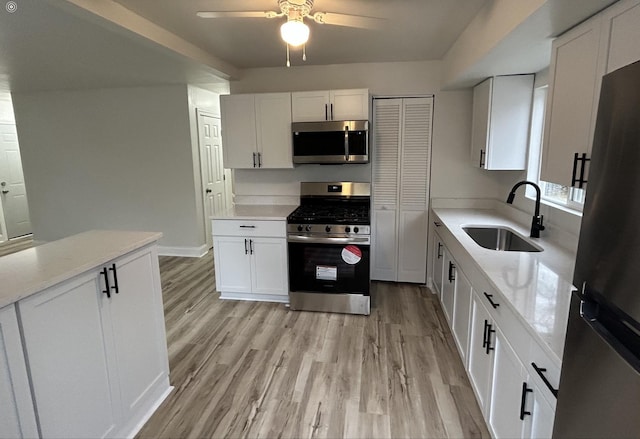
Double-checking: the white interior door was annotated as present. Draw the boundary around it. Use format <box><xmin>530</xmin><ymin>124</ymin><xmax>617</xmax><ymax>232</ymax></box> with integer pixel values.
<box><xmin>0</xmin><ymin>123</ymin><xmax>31</xmax><ymax>239</ymax></box>
<box><xmin>198</xmin><ymin>111</ymin><xmax>227</xmax><ymax>248</ymax></box>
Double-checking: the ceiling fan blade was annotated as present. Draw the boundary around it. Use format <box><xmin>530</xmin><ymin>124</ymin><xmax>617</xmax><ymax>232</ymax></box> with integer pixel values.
<box><xmin>311</xmin><ymin>12</ymin><xmax>385</xmax><ymax>29</ymax></box>
<box><xmin>196</xmin><ymin>11</ymin><xmax>280</xmax><ymax>19</ymax></box>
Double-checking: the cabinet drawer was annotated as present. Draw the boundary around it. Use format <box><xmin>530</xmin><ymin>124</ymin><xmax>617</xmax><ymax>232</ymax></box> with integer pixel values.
<box><xmin>475</xmin><ymin>282</ymin><xmax>531</xmax><ymax>363</ymax></box>
<box><xmin>212</xmin><ymin>219</ymin><xmax>286</xmax><ymax>238</ymax></box>
<box><xmin>528</xmin><ymin>340</ymin><xmax>560</xmax><ymax>406</ymax></box>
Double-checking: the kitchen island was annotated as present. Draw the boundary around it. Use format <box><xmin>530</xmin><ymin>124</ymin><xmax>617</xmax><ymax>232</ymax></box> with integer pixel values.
<box><xmin>431</xmin><ymin>207</ymin><xmax>575</xmax><ymax>439</ymax></box>
<box><xmin>0</xmin><ymin>230</ymin><xmax>171</xmax><ymax>439</ymax></box>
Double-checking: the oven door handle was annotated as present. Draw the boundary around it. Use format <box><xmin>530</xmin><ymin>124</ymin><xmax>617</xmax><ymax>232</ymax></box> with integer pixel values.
<box><xmin>287</xmin><ymin>235</ymin><xmax>370</xmax><ymax>245</ymax></box>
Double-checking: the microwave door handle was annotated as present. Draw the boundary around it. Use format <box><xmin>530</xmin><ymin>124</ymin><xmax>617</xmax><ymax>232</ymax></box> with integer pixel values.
<box><xmin>344</xmin><ymin>125</ymin><xmax>350</xmax><ymax>161</ymax></box>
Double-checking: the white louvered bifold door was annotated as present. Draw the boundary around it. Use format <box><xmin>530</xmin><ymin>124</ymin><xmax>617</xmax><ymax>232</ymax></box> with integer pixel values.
<box><xmin>398</xmin><ymin>97</ymin><xmax>432</xmax><ymax>283</ymax></box>
<box><xmin>372</xmin><ymin>97</ymin><xmax>433</xmax><ymax>283</ymax></box>
<box><xmin>372</xmin><ymin>99</ymin><xmax>402</xmax><ymax>281</ymax></box>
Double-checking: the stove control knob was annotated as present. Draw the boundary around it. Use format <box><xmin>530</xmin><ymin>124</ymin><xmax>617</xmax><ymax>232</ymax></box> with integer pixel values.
<box><xmin>345</xmin><ymin>226</ymin><xmax>351</xmax><ymax>233</ymax></box>
<box><xmin>305</xmin><ymin>225</ymin><xmax>312</xmax><ymax>232</ymax></box>
<box><xmin>297</xmin><ymin>225</ymin><xmax>303</xmax><ymax>232</ymax></box>
<box><xmin>354</xmin><ymin>227</ymin><xmax>359</xmax><ymax>234</ymax></box>
<box><xmin>325</xmin><ymin>225</ymin><xmax>331</xmax><ymax>232</ymax></box>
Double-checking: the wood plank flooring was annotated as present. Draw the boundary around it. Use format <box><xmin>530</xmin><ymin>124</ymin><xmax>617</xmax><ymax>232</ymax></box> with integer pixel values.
<box><xmin>137</xmin><ymin>254</ymin><xmax>490</xmax><ymax>439</ymax></box>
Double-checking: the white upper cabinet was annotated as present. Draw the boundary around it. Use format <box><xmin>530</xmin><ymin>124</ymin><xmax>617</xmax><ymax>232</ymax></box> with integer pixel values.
<box><xmin>471</xmin><ymin>75</ymin><xmax>534</xmax><ymax>170</ymax></box>
<box><xmin>221</xmin><ymin>93</ymin><xmax>293</xmax><ymax>169</ymax></box>
<box><xmin>292</xmin><ymin>88</ymin><xmax>369</xmax><ymax>122</ymax></box>
<box><xmin>541</xmin><ymin>0</ymin><xmax>640</xmax><ymax>187</ymax></box>
<box><xmin>602</xmin><ymin>0</ymin><xmax>640</xmax><ymax>74</ymax></box>
<box><xmin>540</xmin><ymin>17</ymin><xmax>603</xmax><ymax>187</ymax></box>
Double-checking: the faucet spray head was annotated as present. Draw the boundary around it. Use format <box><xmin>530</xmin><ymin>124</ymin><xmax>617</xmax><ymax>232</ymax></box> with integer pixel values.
<box><xmin>506</xmin><ymin>192</ymin><xmax>516</xmax><ymax>204</ymax></box>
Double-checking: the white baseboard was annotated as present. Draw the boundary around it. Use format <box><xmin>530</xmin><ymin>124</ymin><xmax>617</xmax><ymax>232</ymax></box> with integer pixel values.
<box><xmin>219</xmin><ymin>291</ymin><xmax>289</xmax><ymax>304</ymax></box>
<box><xmin>158</xmin><ymin>244</ymin><xmax>209</xmax><ymax>257</ymax></box>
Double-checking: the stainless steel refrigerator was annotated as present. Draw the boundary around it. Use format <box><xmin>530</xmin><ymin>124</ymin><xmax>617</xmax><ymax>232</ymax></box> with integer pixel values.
<box><xmin>553</xmin><ymin>60</ymin><xmax>640</xmax><ymax>437</ymax></box>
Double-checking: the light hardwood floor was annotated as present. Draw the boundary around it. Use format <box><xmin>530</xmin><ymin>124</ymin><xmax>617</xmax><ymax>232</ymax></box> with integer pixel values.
<box><xmin>137</xmin><ymin>254</ymin><xmax>490</xmax><ymax>439</ymax></box>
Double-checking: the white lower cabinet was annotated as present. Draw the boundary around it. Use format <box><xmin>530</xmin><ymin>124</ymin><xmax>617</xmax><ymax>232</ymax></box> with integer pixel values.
<box><xmin>452</xmin><ymin>270</ymin><xmax>472</xmax><ymax>366</ymax></box>
<box><xmin>433</xmin><ymin>227</ymin><xmax>558</xmax><ymax>439</ymax></box>
<box><xmin>0</xmin><ymin>305</ymin><xmax>39</xmax><ymax>439</ymax></box>
<box><xmin>489</xmin><ymin>328</ymin><xmax>528</xmax><ymax>439</ymax></box>
<box><xmin>18</xmin><ymin>244</ymin><xmax>169</xmax><ymax>439</ymax></box>
<box><xmin>440</xmin><ymin>248</ymin><xmax>456</xmax><ymax>324</ymax></box>
<box><xmin>468</xmin><ymin>292</ymin><xmax>495</xmax><ymax>414</ymax></box>
<box><xmin>212</xmin><ymin>219</ymin><xmax>288</xmax><ymax>302</ymax></box>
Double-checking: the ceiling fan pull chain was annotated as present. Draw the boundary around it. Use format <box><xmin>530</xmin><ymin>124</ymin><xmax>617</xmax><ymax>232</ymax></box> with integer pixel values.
<box><xmin>286</xmin><ymin>43</ymin><xmax>291</xmax><ymax>67</ymax></box>
<box><xmin>303</xmin><ymin>44</ymin><xmax>307</xmax><ymax>61</ymax></box>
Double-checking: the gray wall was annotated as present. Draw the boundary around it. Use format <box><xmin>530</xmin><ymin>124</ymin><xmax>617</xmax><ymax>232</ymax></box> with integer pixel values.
<box><xmin>12</xmin><ymin>85</ymin><xmax>205</xmax><ymax>251</ymax></box>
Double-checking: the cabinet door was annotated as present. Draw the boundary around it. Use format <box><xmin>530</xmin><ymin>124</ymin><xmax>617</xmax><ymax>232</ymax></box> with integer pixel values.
<box><xmin>255</xmin><ymin>93</ymin><xmax>293</xmax><ymax>168</ymax></box>
<box><xmin>0</xmin><ymin>305</ymin><xmax>38</xmax><ymax>439</ymax></box>
<box><xmin>471</xmin><ymin>78</ymin><xmax>491</xmax><ymax>168</ymax></box>
<box><xmin>330</xmin><ymin>89</ymin><xmax>369</xmax><ymax>120</ymax></box>
<box><xmin>19</xmin><ymin>272</ymin><xmax>119</xmax><ymax>439</ymax></box>
<box><xmin>440</xmin><ymin>249</ymin><xmax>455</xmax><ymax>324</ymax></box>
<box><xmin>489</xmin><ymin>329</ymin><xmax>528</xmax><ymax>439</ymax></box>
<box><xmin>397</xmin><ymin>209</ymin><xmax>427</xmax><ymax>283</ymax></box>
<box><xmin>603</xmin><ymin>0</ymin><xmax>640</xmax><ymax>74</ymax></box>
<box><xmin>541</xmin><ymin>17</ymin><xmax>603</xmax><ymax>186</ymax></box>
<box><xmin>468</xmin><ymin>293</ymin><xmax>495</xmax><ymax>415</ymax></box>
<box><xmin>107</xmin><ymin>247</ymin><xmax>169</xmax><ymax>430</ymax></box>
<box><xmin>528</xmin><ymin>385</ymin><xmax>555</xmax><ymax>439</ymax></box>
<box><xmin>221</xmin><ymin>94</ymin><xmax>257</xmax><ymax>169</ymax></box>
<box><xmin>371</xmin><ymin>208</ymin><xmax>398</xmax><ymax>281</ymax></box>
<box><xmin>452</xmin><ymin>270</ymin><xmax>472</xmax><ymax>365</ymax></box>
<box><xmin>250</xmin><ymin>237</ymin><xmax>288</xmax><ymax>296</ymax></box>
<box><xmin>432</xmin><ymin>232</ymin><xmax>445</xmax><ymax>295</ymax></box>
<box><xmin>291</xmin><ymin>90</ymin><xmax>330</xmax><ymax>122</ymax></box>
<box><xmin>213</xmin><ymin>236</ymin><xmax>252</xmax><ymax>293</ymax></box>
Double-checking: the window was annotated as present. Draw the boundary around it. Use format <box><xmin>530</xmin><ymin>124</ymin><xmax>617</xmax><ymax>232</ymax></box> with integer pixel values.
<box><xmin>526</xmin><ymin>86</ymin><xmax>585</xmax><ymax>212</ymax></box>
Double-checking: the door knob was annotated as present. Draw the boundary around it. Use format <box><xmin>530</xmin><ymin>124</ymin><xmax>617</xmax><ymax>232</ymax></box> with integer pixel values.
<box><xmin>205</xmin><ymin>189</ymin><xmax>212</xmax><ymax>193</ymax></box>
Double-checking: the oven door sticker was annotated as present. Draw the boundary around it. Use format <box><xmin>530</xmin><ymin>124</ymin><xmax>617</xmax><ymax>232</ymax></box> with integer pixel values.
<box><xmin>341</xmin><ymin>245</ymin><xmax>362</xmax><ymax>265</ymax></box>
<box><xmin>316</xmin><ymin>265</ymin><xmax>337</xmax><ymax>281</ymax></box>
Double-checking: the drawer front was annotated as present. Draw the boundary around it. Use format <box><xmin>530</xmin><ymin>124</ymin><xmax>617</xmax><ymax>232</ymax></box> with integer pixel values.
<box><xmin>528</xmin><ymin>339</ymin><xmax>560</xmax><ymax>406</ymax></box>
<box><xmin>475</xmin><ymin>282</ymin><xmax>531</xmax><ymax>363</ymax></box>
<box><xmin>212</xmin><ymin>219</ymin><xmax>286</xmax><ymax>238</ymax></box>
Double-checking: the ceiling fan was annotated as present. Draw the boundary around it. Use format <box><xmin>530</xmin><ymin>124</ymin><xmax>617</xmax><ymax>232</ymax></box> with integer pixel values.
<box><xmin>197</xmin><ymin>0</ymin><xmax>383</xmax><ymax>66</ymax></box>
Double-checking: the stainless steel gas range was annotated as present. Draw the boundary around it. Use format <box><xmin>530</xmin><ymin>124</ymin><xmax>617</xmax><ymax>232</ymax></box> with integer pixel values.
<box><xmin>287</xmin><ymin>182</ymin><xmax>371</xmax><ymax>315</ymax></box>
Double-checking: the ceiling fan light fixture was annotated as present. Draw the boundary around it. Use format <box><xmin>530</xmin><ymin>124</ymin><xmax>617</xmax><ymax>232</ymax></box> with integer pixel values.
<box><xmin>280</xmin><ymin>19</ymin><xmax>309</xmax><ymax>47</ymax></box>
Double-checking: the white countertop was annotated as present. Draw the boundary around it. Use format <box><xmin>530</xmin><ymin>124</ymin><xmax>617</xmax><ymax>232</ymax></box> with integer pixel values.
<box><xmin>211</xmin><ymin>204</ymin><xmax>298</xmax><ymax>221</ymax></box>
<box><xmin>432</xmin><ymin>208</ymin><xmax>576</xmax><ymax>365</ymax></box>
<box><xmin>0</xmin><ymin>230</ymin><xmax>162</xmax><ymax>309</ymax></box>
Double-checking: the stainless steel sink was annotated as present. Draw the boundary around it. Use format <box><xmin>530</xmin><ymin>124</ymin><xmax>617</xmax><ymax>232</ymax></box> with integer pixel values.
<box><xmin>463</xmin><ymin>226</ymin><xmax>542</xmax><ymax>252</ymax></box>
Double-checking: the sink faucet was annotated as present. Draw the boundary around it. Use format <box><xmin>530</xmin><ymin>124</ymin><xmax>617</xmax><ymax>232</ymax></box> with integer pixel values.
<box><xmin>506</xmin><ymin>180</ymin><xmax>545</xmax><ymax>238</ymax></box>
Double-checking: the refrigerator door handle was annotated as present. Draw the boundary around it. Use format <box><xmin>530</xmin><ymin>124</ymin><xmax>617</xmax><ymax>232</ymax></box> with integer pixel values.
<box><xmin>577</xmin><ymin>289</ymin><xmax>640</xmax><ymax>374</ymax></box>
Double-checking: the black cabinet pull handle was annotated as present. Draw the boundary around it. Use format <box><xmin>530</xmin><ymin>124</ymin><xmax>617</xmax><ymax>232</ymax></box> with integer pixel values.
<box><xmin>485</xmin><ymin>323</ymin><xmax>495</xmax><ymax>354</ymax></box>
<box><xmin>448</xmin><ymin>261</ymin><xmax>455</xmax><ymax>282</ymax></box>
<box><xmin>249</xmin><ymin>239</ymin><xmax>254</xmax><ymax>255</ymax></box>
<box><xmin>109</xmin><ymin>263</ymin><xmax>120</xmax><ymax>294</ymax></box>
<box><xmin>330</xmin><ymin>103</ymin><xmax>334</xmax><ymax>120</ymax></box>
<box><xmin>571</xmin><ymin>152</ymin><xmax>579</xmax><ymax>187</ymax></box>
<box><xmin>240</xmin><ymin>225</ymin><xmax>256</xmax><ymax>228</ymax></box>
<box><xmin>325</xmin><ymin>103</ymin><xmax>328</xmax><ymax>120</ymax></box>
<box><xmin>571</xmin><ymin>153</ymin><xmax>590</xmax><ymax>188</ymax></box>
<box><xmin>244</xmin><ymin>239</ymin><xmax>248</xmax><ymax>255</ymax></box>
<box><xmin>482</xmin><ymin>319</ymin><xmax>489</xmax><ymax>349</ymax></box>
<box><xmin>578</xmin><ymin>153</ymin><xmax>590</xmax><ymax>188</ymax></box>
<box><xmin>101</xmin><ymin>267</ymin><xmax>111</xmax><ymax>298</ymax></box>
<box><xmin>532</xmin><ymin>362</ymin><xmax>558</xmax><ymax>398</ymax></box>
<box><xmin>252</xmin><ymin>152</ymin><xmax>257</xmax><ymax>168</ymax></box>
<box><xmin>433</xmin><ymin>221</ymin><xmax>442</xmax><ymax>227</ymax></box>
<box><xmin>479</xmin><ymin>149</ymin><xmax>485</xmax><ymax>167</ymax></box>
<box><xmin>437</xmin><ymin>242</ymin><xmax>443</xmax><ymax>259</ymax></box>
<box><xmin>519</xmin><ymin>382</ymin><xmax>533</xmax><ymax>420</ymax></box>
<box><xmin>258</xmin><ymin>152</ymin><xmax>262</xmax><ymax>168</ymax></box>
<box><xmin>483</xmin><ymin>292</ymin><xmax>500</xmax><ymax>309</ymax></box>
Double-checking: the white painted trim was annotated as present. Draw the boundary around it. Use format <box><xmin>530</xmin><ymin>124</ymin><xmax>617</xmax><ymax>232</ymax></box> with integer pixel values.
<box><xmin>219</xmin><ymin>292</ymin><xmax>289</xmax><ymax>304</ymax></box>
<box><xmin>157</xmin><ymin>244</ymin><xmax>209</xmax><ymax>257</ymax></box>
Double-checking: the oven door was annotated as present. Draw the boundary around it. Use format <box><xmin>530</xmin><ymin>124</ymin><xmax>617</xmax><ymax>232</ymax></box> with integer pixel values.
<box><xmin>288</xmin><ymin>235</ymin><xmax>370</xmax><ymax>295</ymax></box>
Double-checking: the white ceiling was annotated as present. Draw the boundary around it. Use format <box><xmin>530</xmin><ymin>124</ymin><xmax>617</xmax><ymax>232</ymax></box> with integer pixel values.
<box><xmin>0</xmin><ymin>0</ymin><xmax>620</xmax><ymax>94</ymax></box>
<box><xmin>111</xmin><ymin>0</ymin><xmax>489</xmax><ymax>68</ymax></box>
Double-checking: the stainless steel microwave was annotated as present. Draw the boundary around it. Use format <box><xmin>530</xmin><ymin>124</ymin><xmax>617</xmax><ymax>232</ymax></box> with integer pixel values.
<box><xmin>292</xmin><ymin>120</ymin><xmax>369</xmax><ymax>164</ymax></box>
